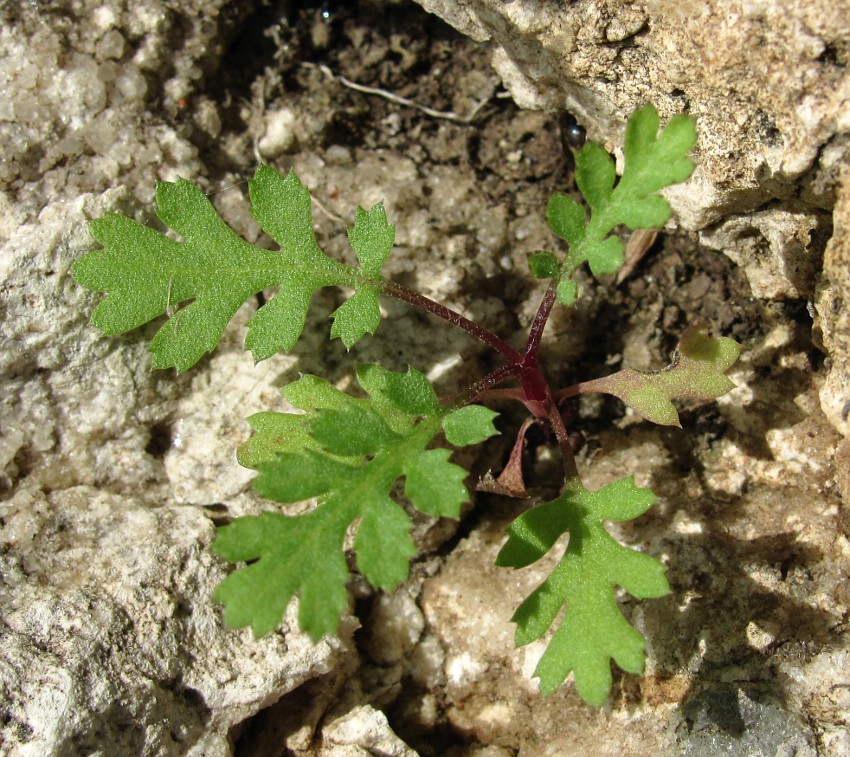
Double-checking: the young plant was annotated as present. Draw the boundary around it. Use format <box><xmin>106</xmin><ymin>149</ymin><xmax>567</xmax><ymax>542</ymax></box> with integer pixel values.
<box><xmin>72</xmin><ymin>105</ymin><xmax>740</xmax><ymax>705</ymax></box>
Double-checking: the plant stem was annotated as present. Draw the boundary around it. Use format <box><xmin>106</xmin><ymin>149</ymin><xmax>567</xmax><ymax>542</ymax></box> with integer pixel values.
<box><xmin>381</xmin><ymin>279</ymin><xmax>523</xmax><ymax>363</ymax></box>
<box><xmin>518</xmin><ymin>284</ymin><xmax>557</xmax><ymax>408</ymax></box>
<box><xmin>516</xmin><ymin>284</ymin><xmax>580</xmax><ymax>480</ymax></box>
<box><xmin>556</xmin><ymin>380</ymin><xmax>598</xmax><ymax>402</ymax></box>
<box><xmin>547</xmin><ymin>396</ymin><xmax>580</xmax><ymax>482</ymax></box>
<box><xmin>407</xmin><ymin>274</ymin><xmax>581</xmax><ymax>485</ymax></box>
<box><xmin>464</xmin><ymin>363</ymin><xmax>524</xmax><ymax>404</ymax></box>
<box><xmin>525</xmin><ymin>284</ymin><xmax>556</xmax><ymax>365</ymax></box>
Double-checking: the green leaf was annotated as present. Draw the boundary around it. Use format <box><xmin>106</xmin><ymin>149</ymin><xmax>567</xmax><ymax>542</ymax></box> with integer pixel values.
<box><xmin>212</xmin><ymin>509</ymin><xmax>350</xmax><ymax>639</ymax></box>
<box><xmin>555</xmin><ymin>278</ymin><xmax>578</xmax><ymax>307</ymax></box>
<box><xmin>330</xmin><ymin>288</ymin><xmax>382</xmax><ymax>349</ymax></box>
<box><xmin>546</xmin><ymin>193</ymin><xmax>586</xmax><ymax>246</ymax></box>
<box><xmin>622</xmin><ymin>109</ymin><xmax>697</xmax><ymax>194</ymax></box>
<box><xmin>496</xmin><ymin>478</ymin><xmax>669</xmax><ymax>705</ymax></box>
<box><xmin>528</xmin><ymin>251</ymin><xmax>561</xmax><ymax>280</ymax></box>
<box><xmin>493</xmin><ymin>497</ymin><xmax>570</xmax><ymax>569</ymax></box>
<box><xmin>309</xmin><ymin>406</ymin><xmax>398</xmax><ymax>456</ymax></box>
<box><xmin>575</xmin><ymin>326</ymin><xmax>741</xmax><ymax>426</ymax></box>
<box><xmin>586</xmin><ymin>236</ymin><xmax>624</xmax><ymax>277</ymax></box>
<box><xmin>249</xmin><ymin>166</ymin><xmax>326</xmax><ymax>264</ymax></box>
<box><xmin>244</xmin><ymin>278</ymin><xmax>320</xmax><ymax>362</ymax></box>
<box><xmin>255</xmin><ymin>451</ymin><xmax>356</xmax><ymax>503</ymax></box>
<box><xmin>283</xmin><ymin>374</ymin><xmax>351</xmax><ymax>411</ymax></box>
<box><xmin>237</xmin><ymin>411</ymin><xmax>314</xmax><ymax>469</ymax></box>
<box><xmin>544</xmin><ymin>105</ymin><xmax>696</xmax><ymax>288</ymax></box>
<box><xmin>575</xmin><ymin>143</ymin><xmax>617</xmax><ymax>210</ymax></box>
<box><xmin>73</xmin><ymin>167</ymin><xmax>394</xmax><ymax>371</ymax></box>
<box><xmin>611</xmin><ymin>106</ymin><xmax>696</xmax><ymax>227</ymax></box>
<box><xmin>238</xmin><ymin>375</ymin><xmax>366</xmax><ymax>469</ymax></box>
<box><xmin>355</xmin><ymin>364</ymin><xmax>440</xmax><ymax>429</ymax></box>
<box><xmin>442</xmin><ymin>405</ymin><xmax>499</xmax><ymax>447</ymax></box>
<box><xmin>403</xmin><ymin>448</ymin><xmax>469</xmax><ymax>518</ymax></box>
<box><xmin>347</xmin><ymin>203</ymin><xmax>395</xmax><ymax>278</ymax></box>
<box><xmin>215</xmin><ymin>365</ymin><xmax>490</xmax><ymax>638</ymax></box>
<box><xmin>614</xmin><ymin>193</ymin><xmax>672</xmax><ymax>231</ymax></box>
<box><xmin>377</xmin><ymin>365</ymin><xmax>440</xmax><ymax>415</ymax></box>
<box><xmin>327</xmin><ymin>203</ymin><xmax>395</xmax><ymax>347</ymax></box>
<box><xmin>355</xmin><ymin>495</ymin><xmax>415</xmax><ymax>590</ymax></box>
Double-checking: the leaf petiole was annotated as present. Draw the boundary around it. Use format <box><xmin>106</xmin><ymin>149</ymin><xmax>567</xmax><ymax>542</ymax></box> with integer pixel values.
<box><xmin>380</xmin><ymin>278</ymin><xmax>523</xmax><ymax>363</ymax></box>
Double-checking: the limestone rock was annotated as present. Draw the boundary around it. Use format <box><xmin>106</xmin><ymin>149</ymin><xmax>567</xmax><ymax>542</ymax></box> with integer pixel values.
<box><xmin>0</xmin><ymin>485</ymin><xmax>353</xmax><ymax>756</ymax></box>
<box><xmin>0</xmin><ymin>0</ymin><xmax>241</xmax><ymax>232</ymax></box>
<box><xmin>319</xmin><ymin>706</ymin><xmax>417</xmax><ymax>757</ymax></box>
<box><xmin>415</xmin><ymin>0</ymin><xmax>849</xmax><ymax>210</ymax></box>
<box><xmin>815</xmin><ymin>168</ymin><xmax>850</xmax><ymax>437</ymax></box>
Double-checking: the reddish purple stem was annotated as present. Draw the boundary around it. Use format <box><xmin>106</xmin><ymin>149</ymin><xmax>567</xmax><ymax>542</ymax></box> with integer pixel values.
<box><xmin>380</xmin><ymin>277</ymin><xmax>580</xmax><ymax>483</ymax></box>
<box><xmin>381</xmin><ymin>280</ymin><xmax>522</xmax><ymax>363</ymax></box>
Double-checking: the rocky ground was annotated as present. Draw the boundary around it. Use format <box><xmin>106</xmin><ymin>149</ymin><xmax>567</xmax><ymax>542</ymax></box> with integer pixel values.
<box><xmin>1</xmin><ymin>1</ymin><xmax>848</xmax><ymax>755</ymax></box>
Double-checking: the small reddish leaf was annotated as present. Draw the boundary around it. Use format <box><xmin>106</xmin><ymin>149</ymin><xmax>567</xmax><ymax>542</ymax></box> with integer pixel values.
<box><xmin>476</xmin><ymin>418</ymin><xmax>533</xmax><ymax>499</ymax></box>
<box><xmin>569</xmin><ymin>326</ymin><xmax>741</xmax><ymax>427</ymax></box>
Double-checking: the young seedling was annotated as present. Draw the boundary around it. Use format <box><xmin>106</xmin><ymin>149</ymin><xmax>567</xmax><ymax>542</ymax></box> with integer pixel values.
<box><xmin>72</xmin><ymin>105</ymin><xmax>740</xmax><ymax>705</ymax></box>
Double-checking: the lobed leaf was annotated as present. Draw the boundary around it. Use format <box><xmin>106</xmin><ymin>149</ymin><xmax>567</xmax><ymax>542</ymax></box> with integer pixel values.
<box><xmin>404</xmin><ymin>448</ymin><xmax>470</xmax><ymax>518</ymax></box>
<box><xmin>212</xmin><ymin>509</ymin><xmax>351</xmax><ymax>639</ymax></box>
<box><xmin>237</xmin><ymin>412</ymin><xmax>314</xmax><ymax>469</ymax></box>
<box><xmin>256</xmin><ymin>451</ymin><xmax>356</xmax><ymax>503</ymax></box>
<box><xmin>330</xmin><ymin>202</ymin><xmax>396</xmax><ymax>347</ymax></box>
<box><xmin>361</xmin><ymin>364</ymin><xmax>440</xmax><ymax>416</ymax></box>
<box><xmin>585</xmin><ymin>236</ymin><xmax>625</xmax><ymax>277</ymax></box>
<box><xmin>284</xmin><ymin>374</ymin><xmax>351</xmax><ymax>411</ymax></box>
<box><xmin>546</xmin><ymin>105</ymin><xmax>696</xmax><ymax>295</ymax></box>
<box><xmin>574</xmin><ymin>326</ymin><xmax>741</xmax><ymax>426</ymax></box>
<box><xmin>237</xmin><ymin>374</ymin><xmax>357</xmax><ymax>469</ymax></box>
<box><xmin>347</xmin><ymin>203</ymin><xmax>395</xmax><ymax>278</ymax></box>
<box><xmin>355</xmin><ymin>495</ymin><xmax>416</xmax><ymax>590</ymax></box>
<box><xmin>215</xmin><ymin>365</ymin><xmax>497</xmax><ymax>638</ymax></box>
<box><xmin>330</xmin><ymin>288</ymin><xmax>382</xmax><ymax>349</ymax></box>
<box><xmin>309</xmin><ymin>405</ymin><xmax>399</xmax><ymax>456</ymax></box>
<box><xmin>442</xmin><ymin>405</ymin><xmax>499</xmax><ymax>447</ymax></box>
<box><xmin>355</xmin><ymin>364</ymin><xmax>441</xmax><ymax>432</ymax></box>
<box><xmin>496</xmin><ymin>478</ymin><xmax>669</xmax><ymax>705</ymax></box>
<box><xmin>73</xmin><ymin>167</ymin><xmax>394</xmax><ymax>371</ymax></box>
<box><xmin>622</xmin><ymin>109</ymin><xmax>697</xmax><ymax>195</ymax></box>
<box><xmin>249</xmin><ymin>165</ymin><xmax>327</xmax><ymax>263</ymax></box>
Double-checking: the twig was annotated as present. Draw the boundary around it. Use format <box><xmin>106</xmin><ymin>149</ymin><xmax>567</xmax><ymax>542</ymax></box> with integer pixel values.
<box><xmin>310</xmin><ymin>194</ymin><xmax>346</xmax><ymax>225</ymax></box>
<box><xmin>616</xmin><ymin>229</ymin><xmax>658</xmax><ymax>284</ymax></box>
<box><xmin>304</xmin><ymin>62</ymin><xmax>492</xmax><ymax>124</ymax></box>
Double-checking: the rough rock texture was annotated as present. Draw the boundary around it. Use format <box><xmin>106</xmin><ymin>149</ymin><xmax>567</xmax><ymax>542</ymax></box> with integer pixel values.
<box><xmin>0</xmin><ymin>1</ymin><xmax>357</xmax><ymax>754</ymax></box>
<box><xmin>0</xmin><ymin>486</ymin><xmax>352</xmax><ymax>757</ymax></box>
<box><xmin>816</xmin><ymin>165</ymin><xmax>850</xmax><ymax>436</ymax></box>
<box><xmin>2</xmin><ymin>0</ymin><xmax>850</xmax><ymax>754</ymax></box>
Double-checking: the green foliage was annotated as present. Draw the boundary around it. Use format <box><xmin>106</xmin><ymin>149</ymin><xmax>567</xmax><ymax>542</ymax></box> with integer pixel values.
<box><xmin>213</xmin><ymin>365</ymin><xmax>499</xmax><ymax>638</ymax></box>
<box><xmin>575</xmin><ymin>326</ymin><xmax>741</xmax><ymax>426</ymax></box>
<box><xmin>544</xmin><ymin>104</ymin><xmax>696</xmax><ymax>295</ymax></box>
<box><xmin>72</xmin><ymin>105</ymin><xmax>738</xmax><ymax>707</ymax></box>
<box><xmin>72</xmin><ymin>167</ymin><xmax>392</xmax><ymax>371</ymax></box>
<box><xmin>496</xmin><ymin>478</ymin><xmax>670</xmax><ymax>704</ymax></box>
<box><xmin>528</xmin><ymin>250</ymin><xmax>561</xmax><ymax>280</ymax></box>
